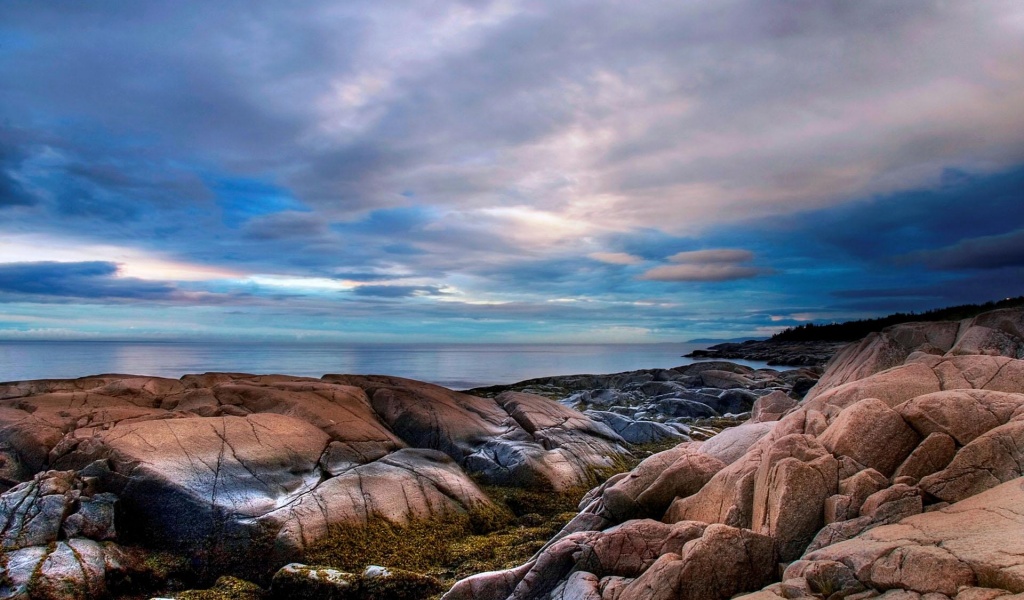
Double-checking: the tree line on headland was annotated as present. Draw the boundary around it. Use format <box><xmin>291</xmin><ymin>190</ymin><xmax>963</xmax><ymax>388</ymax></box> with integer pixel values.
<box><xmin>770</xmin><ymin>296</ymin><xmax>1024</xmax><ymax>342</ymax></box>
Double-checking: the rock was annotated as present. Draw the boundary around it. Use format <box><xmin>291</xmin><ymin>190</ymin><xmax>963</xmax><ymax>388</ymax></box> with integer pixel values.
<box><xmin>441</xmin><ymin>563</ymin><xmax>533</xmax><ymax>600</ymax></box>
<box><xmin>82</xmin><ymin>413</ymin><xmax>329</xmax><ymax>561</ymax></box>
<box><xmin>615</xmin><ymin>524</ymin><xmax>776</xmax><ymax>600</ymax></box>
<box><xmin>574</xmin><ymin>520</ymin><xmax>707</xmax><ymax>578</ymax></box>
<box><xmin>601</xmin><ymin>444</ymin><xmax>724</xmax><ymax>522</ymax></box>
<box><xmin>267</xmin><ymin>448</ymin><xmax>494</xmax><ymax>560</ymax></box>
<box><xmin>684</xmin><ymin>340</ymin><xmax>844</xmax><ymax>367</ymax></box>
<box><xmin>2</xmin><ymin>544</ymin><xmax>49</xmax><ymax>599</ymax></box>
<box><xmin>676</xmin><ymin>362</ymin><xmax>756</xmax><ymax>377</ymax></box>
<box><xmin>663</xmin><ymin>443</ymin><xmax>764</xmax><ymax>528</ymax></box>
<box><xmin>654</xmin><ymin>398</ymin><xmax>719</xmax><ymax>419</ymax></box>
<box><xmin>751</xmin><ymin>391</ymin><xmax>799</xmax><ymax>423</ymax></box>
<box><xmin>806</xmin><ymin>362</ymin><xmax>942</xmax><ymax>412</ymax></box>
<box><xmin>897</xmin><ymin>390</ymin><xmax>1024</xmax><ymax>445</ymax></box>
<box><xmin>584</xmin><ymin>411</ymin><xmax>687</xmax><ymax>444</ymax></box>
<box><xmin>839</xmin><ymin>469</ymin><xmax>890</xmax><ymax>515</ymax></box>
<box><xmin>919</xmin><ymin>420</ymin><xmax>1024</xmax><ymax>503</ymax></box>
<box><xmin>795</xmin><ymin>478</ymin><xmax>1024</xmax><ymax>595</ymax></box>
<box><xmin>11</xmin><ymin>539</ymin><xmax>108</xmax><ymax>600</ymax></box>
<box><xmin>859</xmin><ymin>484</ymin><xmax>922</xmax><ymax>522</ymax></box>
<box><xmin>818</xmin><ymin>398</ymin><xmax>920</xmax><ymax>477</ymax></box>
<box><xmin>948</xmin><ymin>309</ymin><xmax>1024</xmax><ymax>357</ymax></box>
<box><xmin>359</xmin><ymin>565</ymin><xmax>445</xmax><ymax>600</ymax></box>
<box><xmin>893</xmin><ymin>433</ymin><xmax>957</xmax><ymax>481</ymax></box>
<box><xmin>713</xmin><ymin>389</ymin><xmax>760</xmax><ymax>415</ymax></box>
<box><xmin>270</xmin><ymin>563</ymin><xmax>357</xmax><ymax>599</ymax></box>
<box><xmin>550</xmin><ymin>571</ymin><xmax>602</xmax><ymax>600</ymax></box>
<box><xmin>62</xmin><ymin>492</ymin><xmax>118</xmax><ymax>540</ymax></box>
<box><xmin>699</xmin><ymin>422</ymin><xmax>774</xmax><ymax>465</ymax></box>
<box><xmin>700</xmin><ymin>370</ymin><xmax>755</xmax><ymax>389</ymax></box>
<box><xmin>751</xmin><ymin>434</ymin><xmax>839</xmax><ymax>561</ymax></box>
<box><xmin>0</xmin><ymin>475</ymin><xmax>71</xmax><ymax>550</ymax></box>
<box><xmin>329</xmin><ymin>377</ymin><xmax>627</xmax><ymax>491</ymax></box>
<box><xmin>806</xmin><ymin>321</ymin><xmax>960</xmax><ymax>399</ymax></box>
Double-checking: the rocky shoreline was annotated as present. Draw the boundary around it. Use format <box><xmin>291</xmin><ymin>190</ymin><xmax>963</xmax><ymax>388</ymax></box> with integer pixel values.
<box><xmin>3</xmin><ymin>307</ymin><xmax>1024</xmax><ymax>600</ymax></box>
<box><xmin>0</xmin><ymin>357</ymin><xmax>813</xmax><ymax>599</ymax></box>
<box><xmin>685</xmin><ymin>339</ymin><xmax>847</xmax><ymax>367</ymax></box>
<box><xmin>446</xmin><ymin>307</ymin><xmax>1024</xmax><ymax>600</ymax></box>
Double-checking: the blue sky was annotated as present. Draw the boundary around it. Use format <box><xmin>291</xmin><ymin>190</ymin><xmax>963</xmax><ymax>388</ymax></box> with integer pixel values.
<box><xmin>1</xmin><ymin>1</ymin><xmax>1023</xmax><ymax>342</ymax></box>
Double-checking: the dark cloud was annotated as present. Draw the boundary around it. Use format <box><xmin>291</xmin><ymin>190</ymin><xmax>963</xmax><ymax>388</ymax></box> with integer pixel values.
<box><xmin>0</xmin><ymin>170</ymin><xmax>34</xmax><ymax>207</ymax></box>
<box><xmin>910</xmin><ymin>229</ymin><xmax>1024</xmax><ymax>270</ymax></box>
<box><xmin>0</xmin><ymin>261</ymin><xmax>180</xmax><ymax>301</ymax></box>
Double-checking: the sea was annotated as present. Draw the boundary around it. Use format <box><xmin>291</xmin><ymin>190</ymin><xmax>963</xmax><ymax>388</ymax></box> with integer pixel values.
<box><xmin>0</xmin><ymin>341</ymin><xmax>772</xmax><ymax>390</ymax></box>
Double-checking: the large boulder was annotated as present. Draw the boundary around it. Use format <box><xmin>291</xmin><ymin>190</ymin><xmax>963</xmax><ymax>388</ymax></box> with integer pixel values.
<box><xmin>600</xmin><ymin>444</ymin><xmax>724</xmax><ymax>522</ymax></box>
<box><xmin>750</xmin><ymin>434</ymin><xmax>838</xmax><ymax>561</ymax></box>
<box><xmin>817</xmin><ymin>397</ymin><xmax>920</xmax><ymax>477</ymax></box>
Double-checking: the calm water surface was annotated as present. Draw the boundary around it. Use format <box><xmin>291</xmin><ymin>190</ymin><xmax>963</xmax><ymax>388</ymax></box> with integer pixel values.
<box><xmin>0</xmin><ymin>341</ymin><xmax>771</xmax><ymax>390</ymax></box>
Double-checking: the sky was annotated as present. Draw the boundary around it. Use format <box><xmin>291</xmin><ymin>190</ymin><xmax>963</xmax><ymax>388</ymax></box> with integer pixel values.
<box><xmin>1</xmin><ymin>1</ymin><xmax>1023</xmax><ymax>343</ymax></box>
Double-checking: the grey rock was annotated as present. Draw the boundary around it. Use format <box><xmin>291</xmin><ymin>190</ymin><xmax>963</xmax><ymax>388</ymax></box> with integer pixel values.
<box><xmin>585</xmin><ymin>411</ymin><xmax>687</xmax><ymax>444</ymax></box>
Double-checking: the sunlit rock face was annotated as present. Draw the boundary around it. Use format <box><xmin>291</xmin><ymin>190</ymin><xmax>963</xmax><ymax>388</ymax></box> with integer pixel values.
<box><xmin>445</xmin><ymin>308</ymin><xmax>1024</xmax><ymax>600</ymax></box>
<box><xmin>0</xmin><ymin>372</ymin><xmax>628</xmax><ymax>583</ymax></box>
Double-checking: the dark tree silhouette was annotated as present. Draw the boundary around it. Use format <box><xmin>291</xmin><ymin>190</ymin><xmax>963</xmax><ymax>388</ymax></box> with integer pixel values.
<box><xmin>771</xmin><ymin>297</ymin><xmax>1024</xmax><ymax>342</ymax></box>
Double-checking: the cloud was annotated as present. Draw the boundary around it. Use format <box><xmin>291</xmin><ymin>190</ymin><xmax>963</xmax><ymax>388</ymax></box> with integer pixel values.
<box><xmin>639</xmin><ymin>264</ymin><xmax>762</xmax><ymax>282</ymax></box>
<box><xmin>351</xmin><ymin>284</ymin><xmax>449</xmax><ymax>298</ymax></box>
<box><xmin>910</xmin><ymin>228</ymin><xmax>1024</xmax><ymax>270</ymax></box>
<box><xmin>1</xmin><ymin>4</ymin><xmax>1024</xmax><ymax>340</ymax></box>
<box><xmin>0</xmin><ymin>171</ymin><xmax>35</xmax><ymax>208</ymax></box>
<box><xmin>639</xmin><ymin>248</ymin><xmax>764</xmax><ymax>282</ymax></box>
<box><xmin>589</xmin><ymin>252</ymin><xmax>644</xmax><ymax>265</ymax></box>
<box><xmin>665</xmin><ymin>249</ymin><xmax>754</xmax><ymax>264</ymax></box>
<box><xmin>0</xmin><ymin>261</ymin><xmax>182</xmax><ymax>301</ymax></box>
<box><xmin>242</xmin><ymin>211</ymin><xmax>330</xmax><ymax>241</ymax></box>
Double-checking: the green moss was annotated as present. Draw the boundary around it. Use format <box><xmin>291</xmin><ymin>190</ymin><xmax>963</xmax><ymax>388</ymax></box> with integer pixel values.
<box><xmin>301</xmin><ymin>480</ymin><xmax>599</xmax><ymax>597</ymax></box>
<box><xmin>173</xmin><ymin>576</ymin><xmax>267</xmax><ymax>600</ymax></box>
<box><xmin>361</xmin><ymin>569</ymin><xmax>445</xmax><ymax>600</ymax></box>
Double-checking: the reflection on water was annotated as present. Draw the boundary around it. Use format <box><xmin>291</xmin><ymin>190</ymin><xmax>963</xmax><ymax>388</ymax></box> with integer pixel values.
<box><xmin>0</xmin><ymin>341</ymin><xmax>773</xmax><ymax>389</ymax></box>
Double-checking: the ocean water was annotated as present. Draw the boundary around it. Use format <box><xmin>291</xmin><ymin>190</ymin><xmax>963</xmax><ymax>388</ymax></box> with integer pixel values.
<box><xmin>0</xmin><ymin>341</ymin><xmax>772</xmax><ymax>390</ymax></box>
